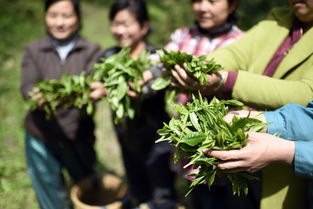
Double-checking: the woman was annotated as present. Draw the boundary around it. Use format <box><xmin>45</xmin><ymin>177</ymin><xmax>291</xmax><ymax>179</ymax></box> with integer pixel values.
<box><xmin>163</xmin><ymin>1</ymin><xmax>245</xmax><ymax>209</ymax></box>
<box><xmin>165</xmin><ymin>0</ymin><xmax>242</xmax><ymax>56</ymax></box>
<box><xmin>171</xmin><ymin>0</ymin><xmax>313</xmax><ymax>208</ymax></box>
<box><xmin>20</xmin><ymin>0</ymin><xmax>102</xmax><ymax>209</ymax></box>
<box><xmin>90</xmin><ymin>0</ymin><xmax>177</xmax><ymax>208</ymax></box>
<box><xmin>165</xmin><ymin>0</ymin><xmax>243</xmax><ymax>106</ymax></box>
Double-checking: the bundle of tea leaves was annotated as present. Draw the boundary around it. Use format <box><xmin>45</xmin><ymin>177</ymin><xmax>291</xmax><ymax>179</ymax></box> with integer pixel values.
<box><xmin>156</xmin><ymin>93</ymin><xmax>266</xmax><ymax>196</ymax></box>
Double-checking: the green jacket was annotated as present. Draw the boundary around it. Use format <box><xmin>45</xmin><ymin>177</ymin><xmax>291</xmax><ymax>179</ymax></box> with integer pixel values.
<box><xmin>208</xmin><ymin>7</ymin><xmax>312</xmax><ymax>209</ymax></box>
<box><xmin>209</xmin><ymin>7</ymin><xmax>313</xmax><ymax>110</ymax></box>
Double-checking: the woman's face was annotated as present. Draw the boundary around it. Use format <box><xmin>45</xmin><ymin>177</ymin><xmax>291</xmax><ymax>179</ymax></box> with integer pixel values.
<box><xmin>45</xmin><ymin>0</ymin><xmax>79</xmax><ymax>40</ymax></box>
<box><xmin>192</xmin><ymin>0</ymin><xmax>235</xmax><ymax>30</ymax></box>
<box><xmin>288</xmin><ymin>0</ymin><xmax>313</xmax><ymax>23</ymax></box>
<box><xmin>110</xmin><ymin>9</ymin><xmax>149</xmax><ymax>48</ymax></box>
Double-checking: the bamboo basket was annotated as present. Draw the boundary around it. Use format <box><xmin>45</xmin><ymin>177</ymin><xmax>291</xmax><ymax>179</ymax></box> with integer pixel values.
<box><xmin>70</xmin><ymin>174</ymin><xmax>128</xmax><ymax>209</ymax></box>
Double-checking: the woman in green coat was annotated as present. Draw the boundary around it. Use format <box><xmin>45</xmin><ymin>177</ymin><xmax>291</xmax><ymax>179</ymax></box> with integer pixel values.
<box><xmin>171</xmin><ymin>0</ymin><xmax>313</xmax><ymax>209</ymax></box>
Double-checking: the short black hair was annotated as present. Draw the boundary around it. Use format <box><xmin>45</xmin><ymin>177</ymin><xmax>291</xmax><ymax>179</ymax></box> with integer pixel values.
<box><xmin>109</xmin><ymin>0</ymin><xmax>149</xmax><ymax>27</ymax></box>
<box><xmin>45</xmin><ymin>0</ymin><xmax>82</xmax><ymax>30</ymax></box>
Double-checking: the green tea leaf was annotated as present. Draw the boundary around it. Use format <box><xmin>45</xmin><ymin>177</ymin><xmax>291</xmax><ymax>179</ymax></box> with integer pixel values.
<box><xmin>151</xmin><ymin>77</ymin><xmax>172</xmax><ymax>90</ymax></box>
<box><xmin>180</xmin><ymin>132</ymin><xmax>206</xmax><ymax>146</ymax></box>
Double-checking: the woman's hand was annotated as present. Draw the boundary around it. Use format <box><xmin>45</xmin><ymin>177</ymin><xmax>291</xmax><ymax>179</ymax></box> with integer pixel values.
<box><xmin>31</xmin><ymin>87</ymin><xmax>45</xmax><ymax>106</ymax></box>
<box><xmin>127</xmin><ymin>79</ymin><xmax>145</xmax><ymax>98</ymax></box>
<box><xmin>89</xmin><ymin>82</ymin><xmax>107</xmax><ymax>100</ymax></box>
<box><xmin>171</xmin><ymin>63</ymin><xmax>228</xmax><ymax>96</ymax></box>
<box><xmin>204</xmin><ymin>132</ymin><xmax>295</xmax><ymax>173</ymax></box>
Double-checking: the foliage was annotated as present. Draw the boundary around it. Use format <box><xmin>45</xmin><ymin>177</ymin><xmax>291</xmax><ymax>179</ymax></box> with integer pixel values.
<box><xmin>156</xmin><ymin>93</ymin><xmax>266</xmax><ymax>196</ymax></box>
<box><xmin>152</xmin><ymin>49</ymin><xmax>222</xmax><ymax>90</ymax></box>
<box><xmin>237</xmin><ymin>0</ymin><xmax>289</xmax><ymax>30</ymax></box>
<box><xmin>92</xmin><ymin>48</ymin><xmax>154</xmax><ymax>123</ymax></box>
<box><xmin>0</xmin><ymin>0</ymin><xmax>44</xmax><ymax>66</ymax></box>
<box><xmin>28</xmin><ymin>48</ymin><xmax>153</xmax><ymax>123</ymax></box>
<box><xmin>0</xmin><ymin>1</ymin><xmax>44</xmax><ymax>208</ymax></box>
<box><xmin>28</xmin><ymin>73</ymin><xmax>95</xmax><ymax>118</ymax></box>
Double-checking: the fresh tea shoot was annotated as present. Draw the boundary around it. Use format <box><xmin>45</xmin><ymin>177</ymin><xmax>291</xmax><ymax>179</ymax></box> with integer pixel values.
<box><xmin>156</xmin><ymin>93</ymin><xmax>266</xmax><ymax>196</ymax></box>
<box><xmin>151</xmin><ymin>49</ymin><xmax>222</xmax><ymax>90</ymax></box>
<box><xmin>92</xmin><ymin>48</ymin><xmax>154</xmax><ymax>124</ymax></box>
<box><xmin>28</xmin><ymin>73</ymin><xmax>94</xmax><ymax>119</ymax></box>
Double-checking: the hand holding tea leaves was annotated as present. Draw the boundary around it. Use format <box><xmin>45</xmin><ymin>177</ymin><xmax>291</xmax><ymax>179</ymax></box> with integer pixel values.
<box><xmin>156</xmin><ymin>93</ymin><xmax>266</xmax><ymax>196</ymax></box>
<box><xmin>28</xmin><ymin>48</ymin><xmax>154</xmax><ymax>122</ymax></box>
<box><xmin>92</xmin><ymin>48</ymin><xmax>154</xmax><ymax>124</ymax></box>
<box><xmin>28</xmin><ymin>73</ymin><xmax>94</xmax><ymax>119</ymax></box>
<box><xmin>151</xmin><ymin>49</ymin><xmax>222</xmax><ymax>91</ymax></box>
<box><xmin>89</xmin><ymin>81</ymin><xmax>108</xmax><ymax>101</ymax></box>
<box><xmin>206</xmin><ymin>132</ymin><xmax>295</xmax><ymax>174</ymax></box>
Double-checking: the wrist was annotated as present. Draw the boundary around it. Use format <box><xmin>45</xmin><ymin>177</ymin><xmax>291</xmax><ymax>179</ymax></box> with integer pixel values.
<box><xmin>212</xmin><ymin>71</ymin><xmax>228</xmax><ymax>92</ymax></box>
<box><xmin>272</xmin><ymin>137</ymin><xmax>295</xmax><ymax>165</ymax></box>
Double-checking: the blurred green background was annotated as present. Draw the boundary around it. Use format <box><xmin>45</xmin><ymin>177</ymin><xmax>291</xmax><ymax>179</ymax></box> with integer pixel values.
<box><xmin>0</xmin><ymin>0</ymin><xmax>288</xmax><ymax>208</ymax></box>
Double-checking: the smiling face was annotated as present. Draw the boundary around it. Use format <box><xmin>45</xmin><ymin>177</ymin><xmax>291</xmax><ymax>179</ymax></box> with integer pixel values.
<box><xmin>45</xmin><ymin>0</ymin><xmax>79</xmax><ymax>41</ymax></box>
<box><xmin>192</xmin><ymin>0</ymin><xmax>236</xmax><ymax>30</ymax></box>
<box><xmin>289</xmin><ymin>0</ymin><xmax>313</xmax><ymax>24</ymax></box>
<box><xmin>110</xmin><ymin>9</ymin><xmax>149</xmax><ymax>48</ymax></box>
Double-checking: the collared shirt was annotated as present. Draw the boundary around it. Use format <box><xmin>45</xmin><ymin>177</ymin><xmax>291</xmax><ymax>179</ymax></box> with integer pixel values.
<box><xmin>51</xmin><ymin>35</ymin><xmax>78</xmax><ymax>64</ymax></box>
<box><xmin>165</xmin><ymin>25</ymin><xmax>243</xmax><ymax>57</ymax></box>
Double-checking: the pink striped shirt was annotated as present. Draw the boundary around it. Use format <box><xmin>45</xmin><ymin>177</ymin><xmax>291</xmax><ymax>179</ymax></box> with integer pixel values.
<box><xmin>165</xmin><ymin>25</ymin><xmax>243</xmax><ymax>57</ymax></box>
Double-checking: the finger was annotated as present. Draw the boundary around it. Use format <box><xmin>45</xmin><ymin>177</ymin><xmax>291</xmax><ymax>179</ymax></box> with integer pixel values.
<box><xmin>217</xmin><ymin>161</ymin><xmax>258</xmax><ymax>173</ymax></box>
<box><xmin>143</xmin><ymin>70</ymin><xmax>153</xmax><ymax>83</ymax></box>
<box><xmin>89</xmin><ymin>92</ymin><xmax>100</xmax><ymax>100</ymax></box>
<box><xmin>127</xmin><ymin>90</ymin><xmax>139</xmax><ymax>98</ymax></box>
<box><xmin>128</xmin><ymin>82</ymin><xmax>136</xmax><ymax>90</ymax></box>
<box><xmin>170</xmin><ymin>81</ymin><xmax>180</xmax><ymax>88</ymax></box>
<box><xmin>89</xmin><ymin>82</ymin><xmax>103</xmax><ymax>89</ymax></box>
<box><xmin>138</xmin><ymin>80</ymin><xmax>144</xmax><ymax>86</ymax></box>
<box><xmin>89</xmin><ymin>90</ymin><xmax>102</xmax><ymax>100</ymax></box>
<box><xmin>32</xmin><ymin>87</ymin><xmax>40</xmax><ymax>93</ymax></box>
<box><xmin>205</xmin><ymin>149</ymin><xmax>243</xmax><ymax>161</ymax></box>
<box><xmin>90</xmin><ymin>88</ymin><xmax>107</xmax><ymax>99</ymax></box>
<box><xmin>223</xmin><ymin>111</ymin><xmax>252</xmax><ymax>123</ymax></box>
<box><xmin>38</xmin><ymin>99</ymin><xmax>46</xmax><ymax>106</ymax></box>
<box><xmin>216</xmin><ymin>161</ymin><xmax>247</xmax><ymax>173</ymax></box>
<box><xmin>33</xmin><ymin>93</ymin><xmax>42</xmax><ymax>100</ymax></box>
<box><xmin>174</xmin><ymin>64</ymin><xmax>197</xmax><ymax>86</ymax></box>
<box><xmin>223</xmin><ymin>113</ymin><xmax>237</xmax><ymax>123</ymax></box>
<box><xmin>171</xmin><ymin>70</ymin><xmax>194</xmax><ymax>91</ymax></box>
